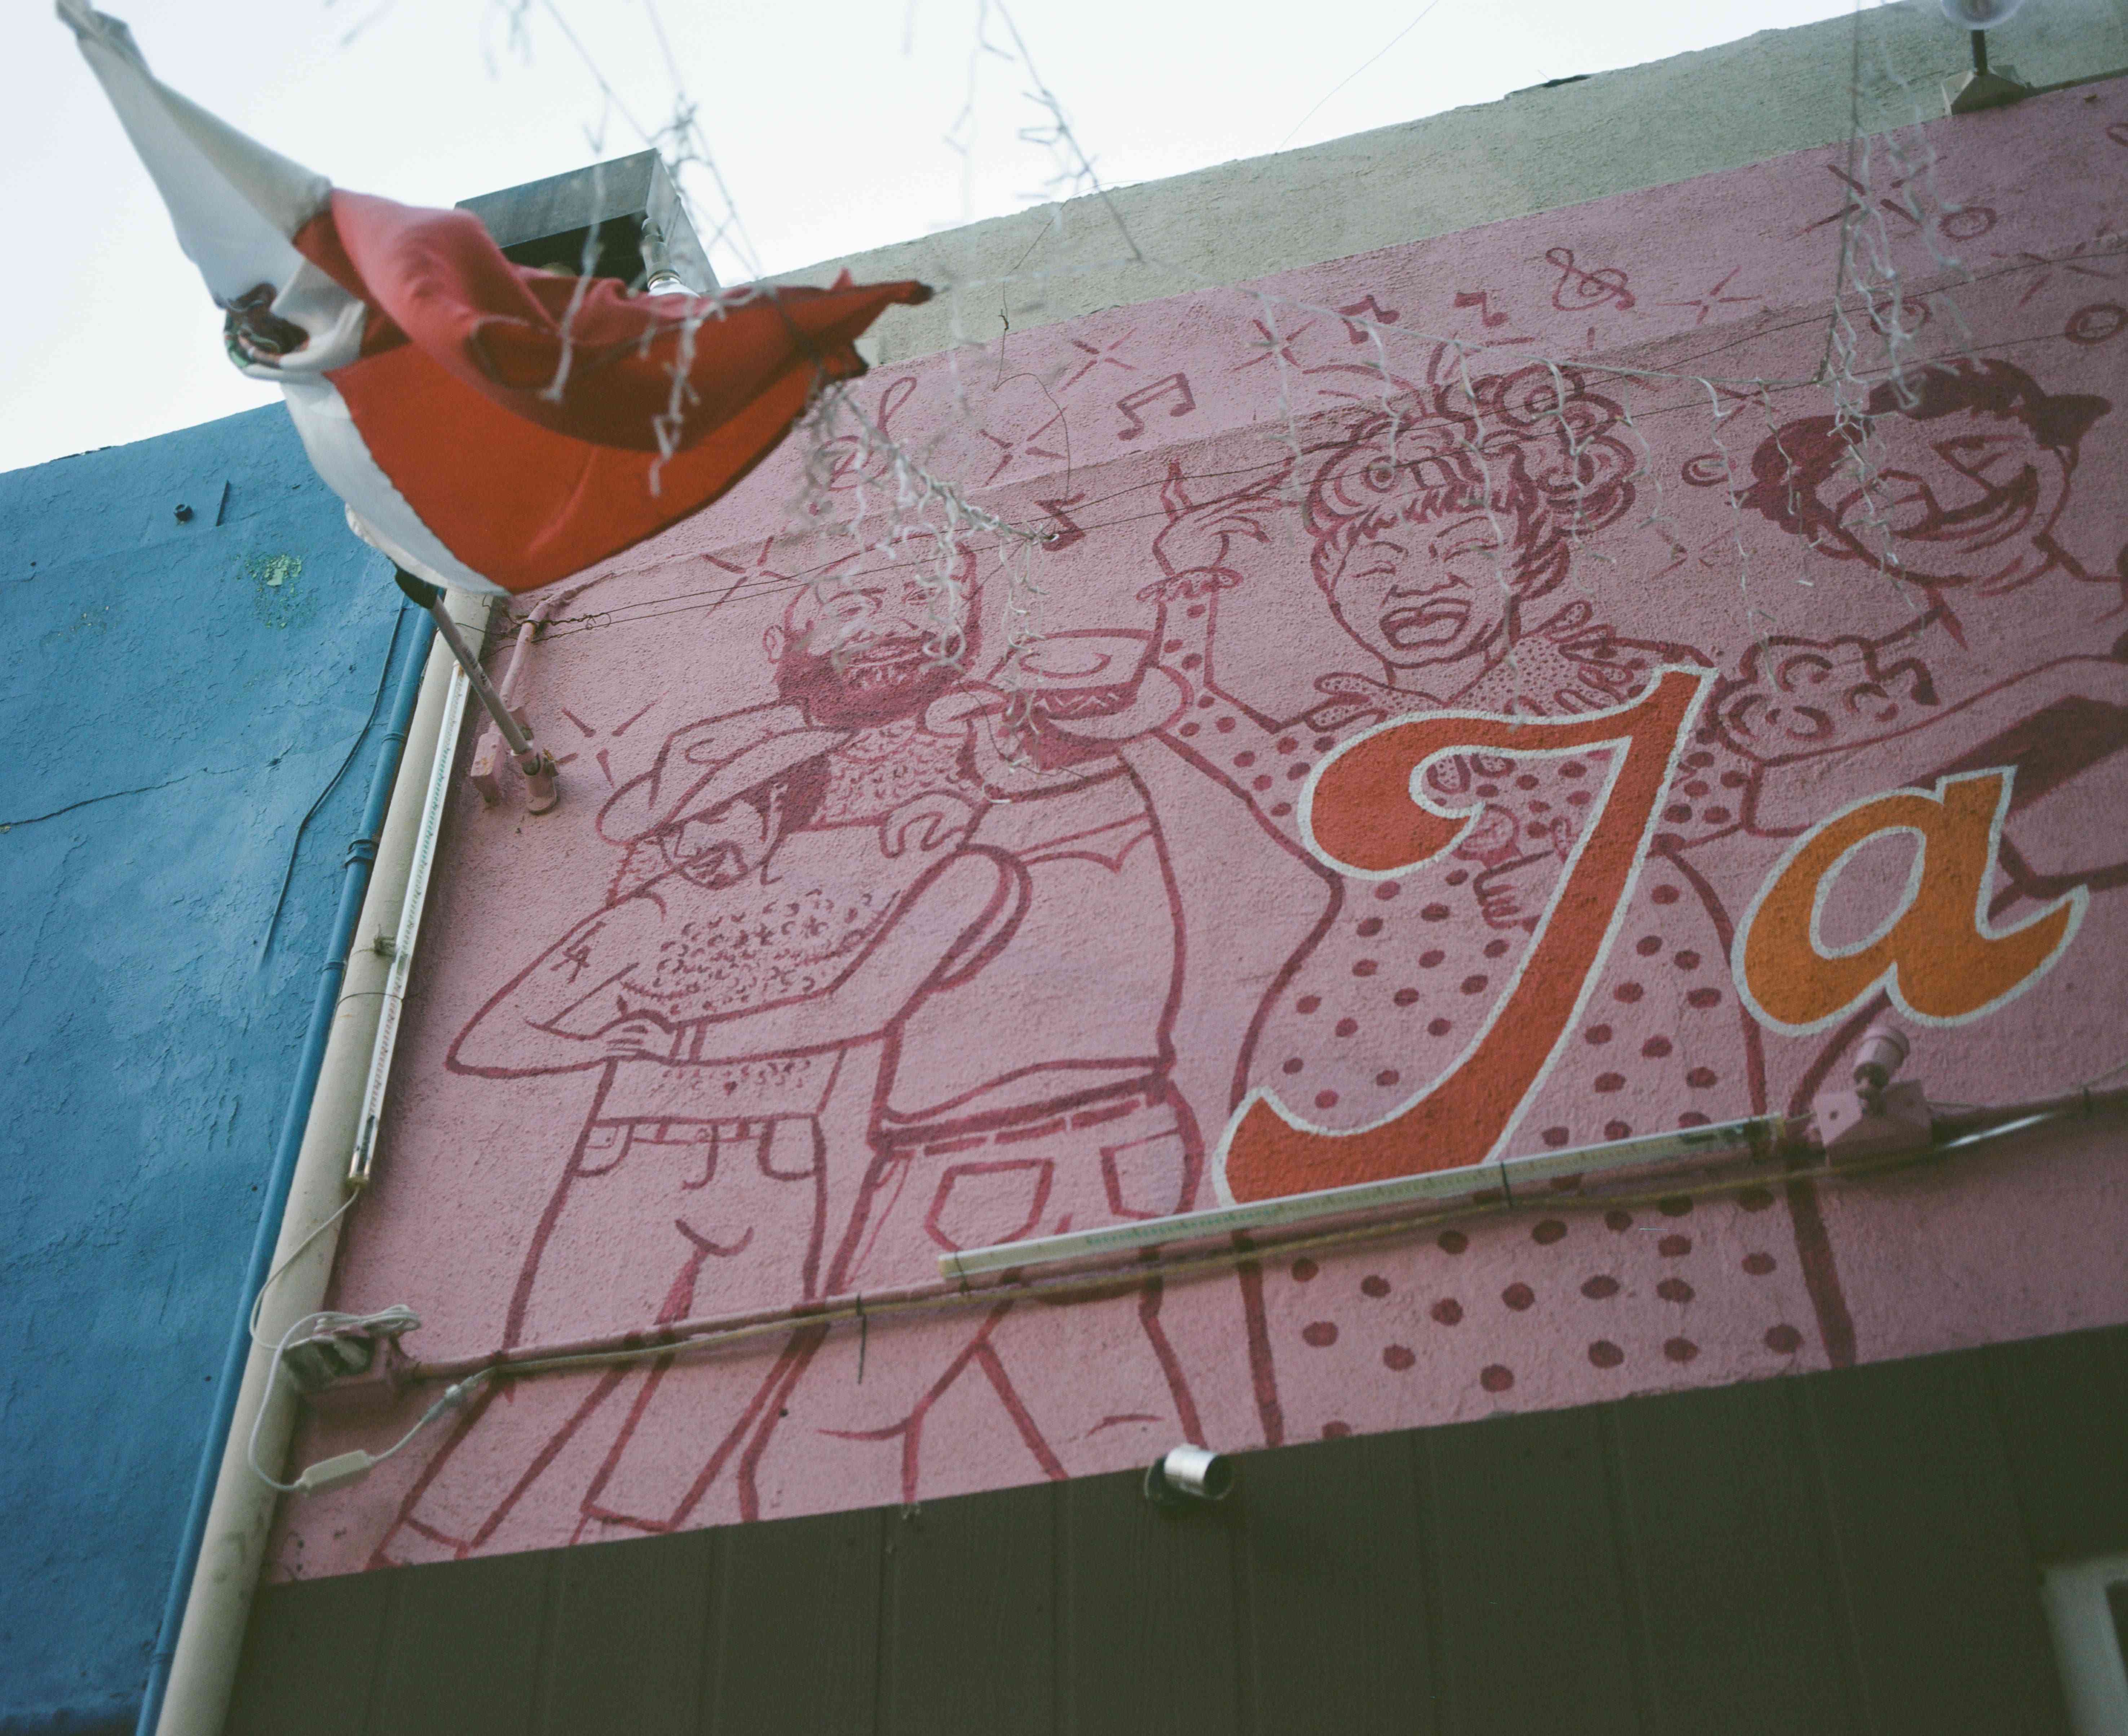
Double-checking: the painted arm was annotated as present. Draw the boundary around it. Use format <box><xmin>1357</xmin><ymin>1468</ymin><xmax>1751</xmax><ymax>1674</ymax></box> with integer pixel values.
<box><xmin>596</xmin><ymin>701</ymin><xmax>809</xmax><ymax>845</ymax></box>
<box><xmin>1135</xmin><ymin>461</ymin><xmax>1379</xmax><ymax>840</ymax></box>
<box><xmin>930</xmin><ymin>663</ymin><xmax>1189</xmax><ymax>798</ymax></box>
<box><xmin>1139</xmin><ymin>590</ymin><xmax>1343</xmax><ymax>844</ymax></box>
<box><xmin>446</xmin><ymin>898</ymin><xmax>680</xmax><ymax>1078</ymax></box>
<box><xmin>1747</xmin><ymin>654</ymin><xmax>2128</xmax><ymax>835</ymax></box>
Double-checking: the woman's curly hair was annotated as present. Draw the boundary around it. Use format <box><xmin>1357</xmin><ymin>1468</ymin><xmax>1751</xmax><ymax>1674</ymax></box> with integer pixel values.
<box><xmin>1303</xmin><ymin>365</ymin><xmax>1639</xmax><ymax>604</ymax></box>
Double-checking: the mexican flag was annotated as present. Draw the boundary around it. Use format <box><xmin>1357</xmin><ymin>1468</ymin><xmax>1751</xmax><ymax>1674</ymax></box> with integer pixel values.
<box><xmin>59</xmin><ymin>0</ymin><xmax>928</xmax><ymax>596</ymax></box>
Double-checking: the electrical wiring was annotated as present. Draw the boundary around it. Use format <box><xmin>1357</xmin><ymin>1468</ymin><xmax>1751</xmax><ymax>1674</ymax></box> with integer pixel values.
<box><xmin>1928</xmin><ymin>1109</ymin><xmax>2065</xmax><ymax>1155</ymax></box>
<box><xmin>396</xmin><ymin>1078</ymin><xmax>2127</xmax><ymax>1397</ymax></box>
<box><xmin>465</xmin><ymin>0</ymin><xmax>2090</xmax><ymax>689</ymax></box>
<box><xmin>256</xmin><ymin>608</ymin><xmax>409</xmax><ymax>964</ymax></box>
<box><xmin>495</xmin><ymin>226</ymin><xmax>2124</xmax><ymax>646</ymax></box>
<box><xmin>245</xmin><ymin>1189</ymin><xmax>361</xmax><ymax>1347</ymax></box>
<box><xmin>246</xmin><ymin>1305</ymin><xmax>484</xmax><ymax>1496</ymax></box>
<box><xmin>472</xmin><ymin>5</ymin><xmax>1871</xmax><ymax>662</ymax></box>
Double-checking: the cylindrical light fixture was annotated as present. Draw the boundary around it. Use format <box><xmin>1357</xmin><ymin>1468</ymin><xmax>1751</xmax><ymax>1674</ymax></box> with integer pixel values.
<box><xmin>1145</xmin><ymin>1445</ymin><xmax>1236</xmax><ymax>1507</ymax></box>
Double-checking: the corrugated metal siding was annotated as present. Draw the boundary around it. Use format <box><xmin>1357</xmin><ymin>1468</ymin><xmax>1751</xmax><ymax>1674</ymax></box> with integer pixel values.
<box><xmin>232</xmin><ymin>1324</ymin><xmax>2128</xmax><ymax>1735</ymax></box>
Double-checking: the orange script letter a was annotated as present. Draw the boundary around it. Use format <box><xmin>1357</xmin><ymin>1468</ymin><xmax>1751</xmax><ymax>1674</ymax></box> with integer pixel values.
<box><xmin>1736</xmin><ymin>768</ymin><xmax>2084</xmax><ymax>1034</ymax></box>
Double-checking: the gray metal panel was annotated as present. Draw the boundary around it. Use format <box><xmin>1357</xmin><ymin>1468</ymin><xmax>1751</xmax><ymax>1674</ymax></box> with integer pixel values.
<box><xmin>456</xmin><ymin>151</ymin><xmax>717</xmax><ymax>292</ymax></box>
<box><xmin>233</xmin><ymin>1326</ymin><xmax>2128</xmax><ymax>1735</ymax></box>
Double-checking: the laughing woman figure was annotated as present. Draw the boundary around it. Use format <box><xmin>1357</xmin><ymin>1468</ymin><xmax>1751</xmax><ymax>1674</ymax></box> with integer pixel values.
<box><xmin>1290</xmin><ymin>365</ymin><xmax>1676</xmax><ymax>727</ymax></box>
<box><xmin>1135</xmin><ymin>365</ymin><xmax>1718</xmax><ymax>1150</ymax></box>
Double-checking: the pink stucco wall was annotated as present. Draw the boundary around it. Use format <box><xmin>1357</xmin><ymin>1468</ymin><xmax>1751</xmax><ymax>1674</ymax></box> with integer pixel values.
<box><xmin>275</xmin><ymin>83</ymin><xmax>2128</xmax><ymax>1581</ymax></box>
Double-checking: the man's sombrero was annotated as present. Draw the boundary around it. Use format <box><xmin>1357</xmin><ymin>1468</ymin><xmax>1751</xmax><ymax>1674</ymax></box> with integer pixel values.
<box><xmin>635</xmin><ymin>728</ymin><xmax>848</xmax><ymax>839</ymax></box>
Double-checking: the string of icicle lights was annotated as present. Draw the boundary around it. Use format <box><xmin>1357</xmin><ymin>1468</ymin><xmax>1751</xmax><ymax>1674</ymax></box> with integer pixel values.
<box><xmin>474</xmin><ymin>0</ymin><xmax>2019</xmax><ymax>690</ymax></box>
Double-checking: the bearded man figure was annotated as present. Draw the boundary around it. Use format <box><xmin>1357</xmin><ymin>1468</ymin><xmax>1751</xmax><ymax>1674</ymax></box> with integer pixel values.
<box><xmin>374</xmin><ymin>562</ymin><xmax>1010</xmax><ymax>1563</ymax></box>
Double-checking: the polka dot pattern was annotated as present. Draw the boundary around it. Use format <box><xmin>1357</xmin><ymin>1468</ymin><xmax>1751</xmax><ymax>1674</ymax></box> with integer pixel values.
<box><xmin>1241</xmin><ymin>748</ymin><xmax>1614</xmax><ymax>1131</ymax></box>
<box><xmin>1515</xmin><ymin>852</ymin><xmax>1750</xmax><ymax>1154</ymax></box>
<box><xmin>1173</xmin><ymin>675</ymin><xmax>1811</xmax><ymax>1447</ymax></box>
<box><xmin>1250</xmin><ymin>1186</ymin><xmax>1822</xmax><ymax>1440</ymax></box>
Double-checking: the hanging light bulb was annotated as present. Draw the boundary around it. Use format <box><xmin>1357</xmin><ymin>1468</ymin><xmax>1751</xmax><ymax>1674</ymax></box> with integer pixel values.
<box><xmin>1940</xmin><ymin>0</ymin><xmax>2027</xmax><ymax>23</ymax></box>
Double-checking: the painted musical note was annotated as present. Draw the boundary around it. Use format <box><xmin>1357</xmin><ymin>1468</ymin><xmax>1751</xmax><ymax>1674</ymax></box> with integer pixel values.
<box><xmin>1115</xmin><ymin>373</ymin><xmax>1196</xmax><ymax>441</ymax></box>
<box><xmin>1545</xmin><ymin>247</ymin><xmax>1635</xmax><ymax>313</ymax></box>
<box><xmin>1339</xmin><ymin>295</ymin><xmax>1402</xmax><ymax>343</ymax></box>
<box><xmin>1034</xmin><ymin>492</ymin><xmax>1090</xmax><ymax>552</ymax></box>
<box><xmin>1452</xmin><ymin>290</ymin><xmax>1510</xmax><ymax>328</ymax></box>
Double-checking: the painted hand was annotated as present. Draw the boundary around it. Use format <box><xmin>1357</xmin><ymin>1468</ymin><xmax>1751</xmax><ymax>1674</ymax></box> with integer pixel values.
<box><xmin>1140</xmin><ymin>461</ymin><xmax>1289</xmax><ymax>601</ymax></box>
<box><xmin>1304</xmin><ymin>671</ymin><xmax>1441</xmax><ymax>733</ymax></box>
<box><xmin>882</xmin><ymin>792</ymin><xmax>979</xmax><ymax>858</ymax></box>
<box><xmin>1471</xmin><ymin>854</ymin><xmax>1557</xmax><ymax>933</ymax></box>
<box><xmin>597</xmin><ymin>1013</ymin><xmax>678</xmax><ymax>1060</ymax></box>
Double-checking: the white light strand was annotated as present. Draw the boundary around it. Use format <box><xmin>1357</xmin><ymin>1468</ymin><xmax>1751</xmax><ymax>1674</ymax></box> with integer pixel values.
<box><xmin>464</xmin><ymin>0</ymin><xmax>2038</xmax><ymax>686</ymax></box>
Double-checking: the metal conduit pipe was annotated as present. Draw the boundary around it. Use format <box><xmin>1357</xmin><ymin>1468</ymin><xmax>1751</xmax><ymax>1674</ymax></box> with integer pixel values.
<box><xmin>390</xmin><ymin>1079</ymin><xmax>2128</xmax><ymax>1396</ymax></box>
<box><xmin>1927</xmin><ymin>1082</ymin><xmax>2128</xmax><ymax>1139</ymax></box>
<box><xmin>348</xmin><ymin>661</ymin><xmax>473</xmax><ymax>1188</ymax></box>
<box><xmin>142</xmin><ymin>588</ymin><xmax>494</xmax><ymax>1736</ymax></box>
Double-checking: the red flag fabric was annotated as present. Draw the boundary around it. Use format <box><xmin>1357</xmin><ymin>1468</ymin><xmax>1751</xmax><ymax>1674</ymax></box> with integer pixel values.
<box><xmin>62</xmin><ymin>0</ymin><xmax>929</xmax><ymax>596</ymax></box>
<box><xmin>293</xmin><ymin>192</ymin><xmax>928</xmax><ymax>593</ymax></box>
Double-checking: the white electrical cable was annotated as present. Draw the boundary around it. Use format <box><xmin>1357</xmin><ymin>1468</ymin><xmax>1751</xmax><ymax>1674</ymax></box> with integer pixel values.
<box><xmin>1929</xmin><ymin>1109</ymin><xmax>2066</xmax><ymax>1156</ymax></box>
<box><xmin>245</xmin><ymin>1189</ymin><xmax>360</xmax><ymax>1346</ymax></box>
<box><xmin>244</xmin><ymin>1306</ymin><xmax>484</xmax><ymax>1497</ymax></box>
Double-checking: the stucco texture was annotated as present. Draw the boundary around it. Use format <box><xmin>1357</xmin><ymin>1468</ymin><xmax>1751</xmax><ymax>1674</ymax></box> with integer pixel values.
<box><xmin>0</xmin><ymin>409</ymin><xmax>409</xmax><ymax>1730</ymax></box>
<box><xmin>282</xmin><ymin>83</ymin><xmax>2128</xmax><ymax>1580</ymax></box>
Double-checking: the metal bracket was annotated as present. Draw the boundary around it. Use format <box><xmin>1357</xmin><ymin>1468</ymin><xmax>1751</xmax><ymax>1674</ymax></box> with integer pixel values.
<box><xmin>393</xmin><ymin>570</ymin><xmax>559</xmax><ymax>813</ymax></box>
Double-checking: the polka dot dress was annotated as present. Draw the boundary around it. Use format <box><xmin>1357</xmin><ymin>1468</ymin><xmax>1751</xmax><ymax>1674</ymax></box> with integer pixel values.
<box><xmin>1256</xmin><ymin>1187</ymin><xmax>1822</xmax><ymax>1437</ymax></box>
<box><xmin>1243</xmin><ymin>749</ymin><xmax>1612</xmax><ymax>1130</ymax></box>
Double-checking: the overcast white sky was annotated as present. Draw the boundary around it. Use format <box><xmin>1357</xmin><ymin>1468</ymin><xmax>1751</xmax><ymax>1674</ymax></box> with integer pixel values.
<box><xmin>2</xmin><ymin>0</ymin><xmax>1864</xmax><ymax>475</ymax></box>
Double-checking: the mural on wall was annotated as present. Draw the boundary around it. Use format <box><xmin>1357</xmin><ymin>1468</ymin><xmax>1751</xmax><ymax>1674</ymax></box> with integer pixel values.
<box><xmin>279</xmin><ymin>85</ymin><xmax>2128</xmax><ymax>1578</ymax></box>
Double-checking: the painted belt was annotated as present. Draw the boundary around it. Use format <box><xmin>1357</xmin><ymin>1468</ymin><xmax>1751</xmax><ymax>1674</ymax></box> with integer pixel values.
<box><xmin>878</xmin><ymin>1078</ymin><xmax>1169</xmax><ymax>1157</ymax></box>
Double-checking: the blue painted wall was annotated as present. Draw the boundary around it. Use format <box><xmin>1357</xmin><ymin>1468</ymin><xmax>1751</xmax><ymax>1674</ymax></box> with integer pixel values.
<box><xmin>0</xmin><ymin>407</ymin><xmax>412</xmax><ymax>1733</ymax></box>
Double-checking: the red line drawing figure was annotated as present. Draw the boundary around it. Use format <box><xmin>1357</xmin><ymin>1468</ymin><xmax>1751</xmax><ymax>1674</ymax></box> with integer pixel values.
<box><xmin>380</xmin><ymin>545</ymin><xmax>1322</xmax><ymax>1536</ymax></box>
<box><xmin>1544</xmin><ymin>247</ymin><xmax>1635</xmax><ymax>313</ymax></box>
<box><xmin>748</xmin><ymin>608</ymin><xmax>1328</xmax><ymax>1502</ymax></box>
<box><xmin>1134</xmin><ymin>369</ymin><xmax>1719</xmax><ymax>1181</ymax></box>
<box><xmin>1735</xmin><ymin>358</ymin><xmax>2111</xmax><ymax>600</ymax></box>
<box><xmin>1715</xmin><ymin>358</ymin><xmax>2127</xmax><ymax>819</ymax></box>
<box><xmin>376</xmin><ymin>573</ymin><xmax>1009</xmax><ymax>1559</ymax></box>
<box><xmin>1716</xmin><ymin>355</ymin><xmax>2128</xmax><ymax>894</ymax></box>
<box><xmin>1114</xmin><ymin>374</ymin><xmax>1748</xmax><ymax>1435</ymax></box>
<box><xmin>1709</xmin><ymin>356</ymin><xmax>2128</xmax><ymax>1225</ymax></box>
<box><xmin>1203</xmin><ymin>367</ymin><xmax>1688</xmax><ymax>730</ymax></box>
